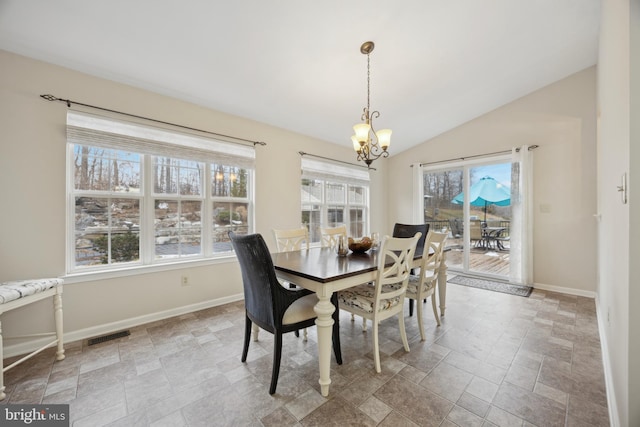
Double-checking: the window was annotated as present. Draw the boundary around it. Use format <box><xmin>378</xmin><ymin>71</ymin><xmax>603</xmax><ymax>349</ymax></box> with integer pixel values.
<box><xmin>67</xmin><ymin>111</ymin><xmax>254</xmax><ymax>273</ymax></box>
<box><xmin>301</xmin><ymin>158</ymin><xmax>369</xmax><ymax>243</ymax></box>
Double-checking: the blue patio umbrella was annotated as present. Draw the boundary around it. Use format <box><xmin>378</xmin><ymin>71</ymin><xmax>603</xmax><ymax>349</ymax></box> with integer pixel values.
<box><xmin>452</xmin><ymin>176</ymin><xmax>511</xmax><ymax>222</ymax></box>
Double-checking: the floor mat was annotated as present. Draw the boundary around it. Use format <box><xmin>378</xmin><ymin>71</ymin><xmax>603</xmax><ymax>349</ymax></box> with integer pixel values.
<box><xmin>448</xmin><ymin>275</ymin><xmax>533</xmax><ymax>297</ymax></box>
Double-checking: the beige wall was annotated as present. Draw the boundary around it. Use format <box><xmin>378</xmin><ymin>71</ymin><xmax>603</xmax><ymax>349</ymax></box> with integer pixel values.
<box><xmin>0</xmin><ymin>49</ymin><xmax>388</xmax><ymax>353</ymax></box>
<box><xmin>387</xmin><ymin>67</ymin><xmax>598</xmax><ymax>295</ymax></box>
<box><xmin>597</xmin><ymin>0</ymin><xmax>639</xmax><ymax>425</ymax></box>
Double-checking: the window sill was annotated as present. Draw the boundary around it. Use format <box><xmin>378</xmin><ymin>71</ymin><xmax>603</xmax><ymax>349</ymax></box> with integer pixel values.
<box><xmin>63</xmin><ymin>255</ymin><xmax>236</xmax><ymax>284</ymax></box>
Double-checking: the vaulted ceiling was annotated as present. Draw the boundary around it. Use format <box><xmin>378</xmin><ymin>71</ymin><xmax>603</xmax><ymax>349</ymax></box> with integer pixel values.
<box><xmin>0</xmin><ymin>1</ymin><xmax>600</xmax><ymax>154</ymax></box>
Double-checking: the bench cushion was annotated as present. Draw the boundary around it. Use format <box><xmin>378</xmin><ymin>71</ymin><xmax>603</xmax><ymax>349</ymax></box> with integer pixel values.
<box><xmin>0</xmin><ymin>278</ymin><xmax>63</xmax><ymax>304</ymax></box>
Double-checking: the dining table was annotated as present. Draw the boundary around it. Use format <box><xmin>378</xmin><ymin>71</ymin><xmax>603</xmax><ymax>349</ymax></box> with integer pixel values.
<box><xmin>271</xmin><ymin>245</ymin><xmax>449</xmax><ymax>396</ymax></box>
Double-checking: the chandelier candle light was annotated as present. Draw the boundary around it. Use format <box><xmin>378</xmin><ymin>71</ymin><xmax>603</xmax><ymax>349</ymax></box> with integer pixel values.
<box><xmin>352</xmin><ymin>41</ymin><xmax>391</xmax><ymax>168</ymax></box>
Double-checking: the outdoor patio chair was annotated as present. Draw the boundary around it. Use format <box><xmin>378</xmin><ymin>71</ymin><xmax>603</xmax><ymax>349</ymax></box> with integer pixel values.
<box><xmin>470</xmin><ymin>220</ymin><xmax>483</xmax><ymax>247</ymax></box>
<box><xmin>449</xmin><ymin>218</ymin><xmax>463</xmax><ymax>238</ymax></box>
<box><xmin>495</xmin><ymin>229</ymin><xmax>510</xmax><ymax>250</ymax></box>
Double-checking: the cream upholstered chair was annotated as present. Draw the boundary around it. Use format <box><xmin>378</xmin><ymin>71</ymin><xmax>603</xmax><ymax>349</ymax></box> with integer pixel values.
<box><xmin>272</xmin><ymin>227</ymin><xmax>309</xmax><ymax>252</ymax></box>
<box><xmin>404</xmin><ymin>229</ymin><xmax>448</xmax><ymax>340</ymax></box>
<box><xmin>320</xmin><ymin>225</ymin><xmax>357</xmax><ymax>324</ymax></box>
<box><xmin>320</xmin><ymin>225</ymin><xmax>347</xmax><ymax>250</ymax></box>
<box><xmin>271</xmin><ymin>227</ymin><xmax>310</xmax><ymax>338</ymax></box>
<box><xmin>271</xmin><ymin>226</ymin><xmax>341</xmax><ymax>344</ymax></box>
<box><xmin>337</xmin><ymin>233</ymin><xmax>421</xmax><ymax>373</ymax></box>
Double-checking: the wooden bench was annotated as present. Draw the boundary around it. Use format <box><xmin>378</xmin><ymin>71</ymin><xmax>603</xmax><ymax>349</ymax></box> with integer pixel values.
<box><xmin>0</xmin><ymin>278</ymin><xmax>65</xmax><ymax>400</ymax></box>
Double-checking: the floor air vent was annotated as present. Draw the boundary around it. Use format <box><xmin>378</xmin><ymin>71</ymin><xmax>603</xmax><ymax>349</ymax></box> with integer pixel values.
<box><xmin>87</xmin><ymin>330</ymin><xmax>131</xmax><ymax>346</ymax></box>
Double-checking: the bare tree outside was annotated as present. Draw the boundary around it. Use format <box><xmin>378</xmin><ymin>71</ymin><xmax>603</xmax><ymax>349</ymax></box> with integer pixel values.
<box><xmin>72</xmin><ymin>145</ymin><xmax>251</xmax><ymax>267</ymax></box>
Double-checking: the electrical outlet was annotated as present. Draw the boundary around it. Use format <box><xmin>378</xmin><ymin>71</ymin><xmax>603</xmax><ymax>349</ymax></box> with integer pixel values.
<box><xmin>181</xmin><ymin>275</ymin><xmax>190</xmax><ymax>286</ymax></box>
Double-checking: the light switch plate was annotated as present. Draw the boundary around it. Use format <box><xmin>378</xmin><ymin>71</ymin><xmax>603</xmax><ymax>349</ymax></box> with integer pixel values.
<box><xmin>618</xmin><ymin>173</ymin><xmax>628</xmax><ymax>204</ymax></box>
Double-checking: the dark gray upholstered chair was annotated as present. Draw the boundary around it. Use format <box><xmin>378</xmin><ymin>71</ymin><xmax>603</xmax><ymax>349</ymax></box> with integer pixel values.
<box><xmin>392</xmin><ymin>223</ymin><xmax>429</xmax><ymax>317</ymax></box>
<box><xmin>229</xmin><ymin>232</ymin><xmax>342</xmax><ymax>394</ymax></box>
<box><xmin>392</xmin><ymin>223</ymin><xmax>429</xmax><ymax>257</ymax></box>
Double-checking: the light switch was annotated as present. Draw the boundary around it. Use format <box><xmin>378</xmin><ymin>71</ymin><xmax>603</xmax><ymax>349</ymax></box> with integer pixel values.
<box><xmin>617</xmin><ymin>173</ymin><xmax>628</xmax><ymax>204</ymax></box>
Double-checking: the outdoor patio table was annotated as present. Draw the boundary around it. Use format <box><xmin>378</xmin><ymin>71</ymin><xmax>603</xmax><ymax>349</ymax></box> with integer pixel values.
<box><xmin>482</xmin><ymin>227</ymin><xmax>506</xmax><ymax>249</ymax></box>
<box><xmin>271</xmin><ymin>245</ymin><xmax>448</xmax><ymax>396</ymax></box>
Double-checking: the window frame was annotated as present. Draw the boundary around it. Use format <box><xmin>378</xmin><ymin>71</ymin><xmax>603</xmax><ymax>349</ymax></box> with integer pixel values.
<box><xmin>301</xmin><ymin>158</ymin><xmax>370</xmax><ymax>243</ymax></box>
<box><xmin>66</xmin><ymin>111</ymin><xmax>255</xmax><ymax>277</ymax></box>
<box><xmin>419</xmin><ymin>154</ymin><xmax>512</xmax><ymax>279</ymax></box>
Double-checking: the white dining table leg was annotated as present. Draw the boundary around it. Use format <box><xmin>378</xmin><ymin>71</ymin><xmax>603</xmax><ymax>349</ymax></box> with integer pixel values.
<box><xmin>313</xmin><ymin>292</ymin><xmax>335</xmax><ymax>397</ymax></box>
<box><xmin>437</xmin><ymin>252</ymin><xmax>448</xmax><ymax>316</ymax></box>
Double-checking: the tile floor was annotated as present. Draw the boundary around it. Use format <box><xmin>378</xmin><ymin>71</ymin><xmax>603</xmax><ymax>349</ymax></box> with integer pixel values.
<box><xmin>0</xmin><ymin>280</ymin><xmax>610</xmax><ymax>426</ymax></box>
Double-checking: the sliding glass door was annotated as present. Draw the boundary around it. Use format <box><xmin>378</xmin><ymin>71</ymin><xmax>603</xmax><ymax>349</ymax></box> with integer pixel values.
<box><xmin>423</xmin><ymin>168</ymin><xmax>464</xmax><ymax>271</ymax></box>
<box><xmin>422</xmin><ymin>156</ymin><xmax>512</xmax><ymax>280</ymax></box>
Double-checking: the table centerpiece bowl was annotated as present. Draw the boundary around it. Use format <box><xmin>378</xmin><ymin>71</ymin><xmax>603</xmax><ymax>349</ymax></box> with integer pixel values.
<box><xmin>348</xmin><ymin>236</ymin><xmax>373</xmax><ymax>253</ymax></box>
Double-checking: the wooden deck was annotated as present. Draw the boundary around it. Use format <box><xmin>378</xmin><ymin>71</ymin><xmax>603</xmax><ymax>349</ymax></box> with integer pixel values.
<box><xmin>445</xmin><ymin>239</ymin><xmax>510</xmax><ymax>277</ymax></box>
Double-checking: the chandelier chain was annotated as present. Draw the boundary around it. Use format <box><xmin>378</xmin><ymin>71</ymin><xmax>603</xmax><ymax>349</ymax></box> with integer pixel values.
<box><xmin>367</xmin><ymin>52</ymin><xmax>371</xmax><ymax>115</ymax></box>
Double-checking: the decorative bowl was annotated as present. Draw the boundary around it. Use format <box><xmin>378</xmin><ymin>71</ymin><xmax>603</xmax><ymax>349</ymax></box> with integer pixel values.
<box><xmin>348</xmin><ymin>237</ymin><xmax>373</xmax><ymax>253</ymax></box>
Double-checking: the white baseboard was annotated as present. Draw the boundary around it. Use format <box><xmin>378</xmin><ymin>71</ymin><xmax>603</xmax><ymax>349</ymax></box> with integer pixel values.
<box><xmin>532</xmin><ymin>281</ymin><xmax>596</xmax><ymax>298</ymax></box>
<box><xmin>3</xmin><ymin>293</ymin><xmax>244</xmax><ymax>359</ymax></box>
<box><xmin>594</xmin><ymin>295</ymin><xmax>620</xmax><ymax>427</ymax></box>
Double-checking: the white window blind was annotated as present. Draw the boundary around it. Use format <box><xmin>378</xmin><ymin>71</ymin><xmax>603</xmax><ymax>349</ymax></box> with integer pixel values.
<box><xmin>67</xmin><ymin>110</ymin><xmax>255</xmax><ymax>168</ymax></box>
<box><xmin>301</xmin><ymin>157</ymin><xmax>370</xmax><ymax>186</ymax></box>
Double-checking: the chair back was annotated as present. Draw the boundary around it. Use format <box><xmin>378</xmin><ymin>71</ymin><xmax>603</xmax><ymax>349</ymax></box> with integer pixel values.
<box><xmin>449</xmin><ymin>218</ymin><xmax>463</xmax><ymax>237</ymax></box>
<box><xmin>229</xmin><ymin>232</ymin><xmax>278</xmax><ymax>328</ymax></box>
<box><xmin>392</xmin><ymin>223</ymin><xmax>429</xmax><ymax>257</ymax></box>
<box><xmin>272</xmin><ymin>227</ymin><xmax>309</xmax><ymax>252</ymax></box>
<box><xmin>469</xmin><ymin>220</ymin><xmax>483</xmax><ymax>241</ymax></box>
<box><xmin>374</xmin><ymin>233</ymin><xmax>421</xmax><ymax>304</ymax></box>
<box><xmin>320</xmin><ymin>225</ymin><xmax>347</xmax><ymax>250</ymax></box>
<box><xmin>421</xmin><ymin>229</ymin><xmax>448</xmax><ymax>280</ymax></box>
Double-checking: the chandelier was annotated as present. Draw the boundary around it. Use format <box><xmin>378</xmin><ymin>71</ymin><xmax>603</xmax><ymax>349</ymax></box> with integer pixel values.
<box><xmin>351</xmin><ymin>41</ymin><xmax>391</xmax><ymax>168</ymax></box>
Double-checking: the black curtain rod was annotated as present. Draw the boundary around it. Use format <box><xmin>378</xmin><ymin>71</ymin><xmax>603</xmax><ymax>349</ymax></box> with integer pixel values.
<box><xmin>298</xmin><ymin>151</ymin><xmax>375</xmax><ymax>171</ymax></box>
<box><xmin>40</xmin><ymin>94</ymin><xmax>267</xmax><ymax>147</ymax></box>
<box><xmin>417</xmin><ymin>145</ymin><xmax>539</xmax><ymax>167</ymax></box>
